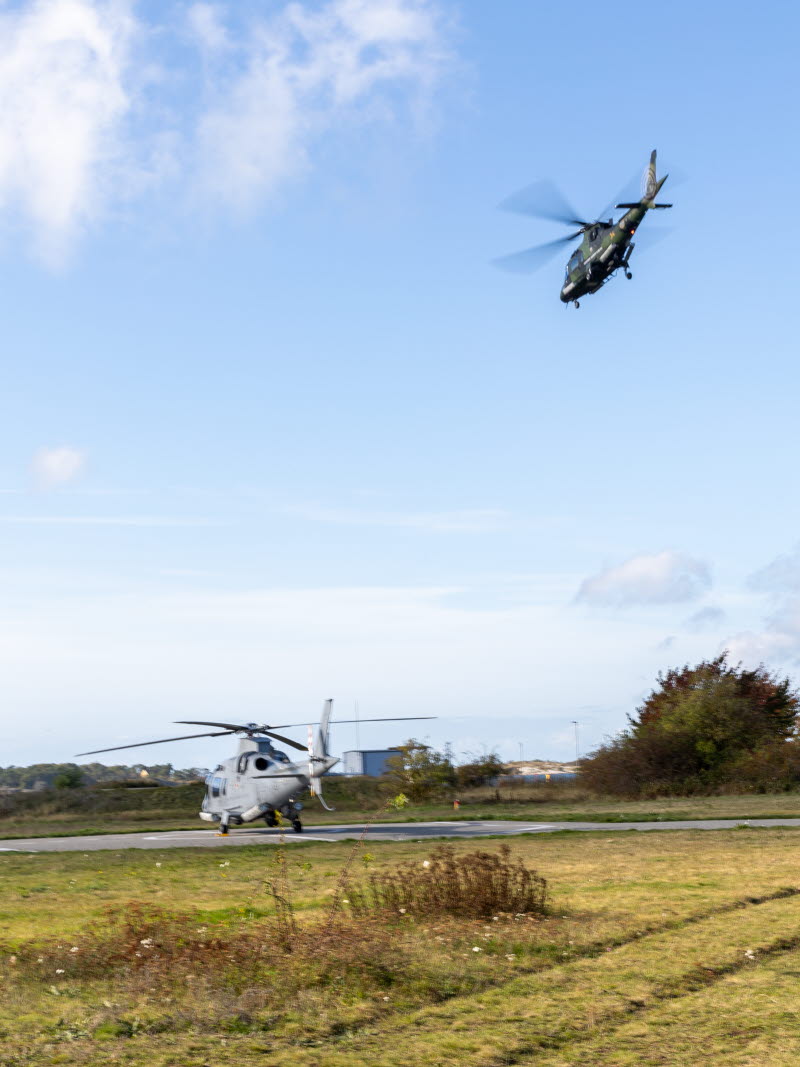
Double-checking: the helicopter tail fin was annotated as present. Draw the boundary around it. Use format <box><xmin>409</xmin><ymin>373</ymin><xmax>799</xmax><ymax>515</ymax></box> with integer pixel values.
<box><xmin>313</xmin><ymin>698</ymin><xmax>333</xmax><ymax>765</ymax></box>
<box><xmin>308</xmin><ymin>698</ymin><xmax>338</xmax><ymax>811</ymax></box>
<box><xmin>643</xmin><ymin>149</ymin><xmax>670</xmax><ymax>206</ymax></box>
<box><xmin>615</xmin><ymin>150</ymin><xmax>672</xmax><ymax>211</ymax></box>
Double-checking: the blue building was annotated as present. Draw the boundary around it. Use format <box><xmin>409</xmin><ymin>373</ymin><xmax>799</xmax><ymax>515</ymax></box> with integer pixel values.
<box><xmin>341</xmin><ymin>749</ymin><xmax>400</xmax><ymax>777</ymax></box>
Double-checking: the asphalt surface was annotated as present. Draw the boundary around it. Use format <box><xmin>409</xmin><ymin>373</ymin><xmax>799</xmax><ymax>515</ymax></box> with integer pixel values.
<box><xmin>3</xmin><ymin>817</ymin><xmax>800</xmax><ymax>852</ymax></box>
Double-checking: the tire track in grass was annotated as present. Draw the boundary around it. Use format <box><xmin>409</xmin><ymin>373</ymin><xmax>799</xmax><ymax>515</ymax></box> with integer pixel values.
<box><xmin>529</xmin><ymin>944</ymin><xmax>800</xmax><ymax>1066</ymax></box>
<box><xmin>274</xmin><ymin>891</ymin><xmax>800</xmax><ymax>1067</ymax></box>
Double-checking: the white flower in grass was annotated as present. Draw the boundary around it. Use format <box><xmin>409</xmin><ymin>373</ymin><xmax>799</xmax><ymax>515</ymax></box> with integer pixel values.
<box><xmin>55</xmin><ymin>968</ymin><xmax>65</xmax><ymax>974</ymax></box>
<box><xmin>398</xmin><ymin>907</ymin><xmax>406</xmax><ymax>914</ymax></box>
<box><xmin>422</xmin><ymin>860</ymin><xmax>430</xmax><ymax>868</ymax></box>
<box><xmin>69</xmin><ymin>947</ymin><xmax>79</xmax><ymax>953</ymax></box>
<box><xmin>472</xmin><ymin>946</ymin><xmax>481</xmax><ymax>952</ymax></box>
<box><xmin>744</xmin><ymin>949</ymin><xmax>756</xmax><ymax>959</ymax></box>
<box><xmin>139</xmin><ymin>938</ymin><xmax>153</xmax><ymax>948</ymax></box>
<box><xmin>155</xmin><ymin>862</ymin><xmax>162</xmax><ymax>868</ymax></box>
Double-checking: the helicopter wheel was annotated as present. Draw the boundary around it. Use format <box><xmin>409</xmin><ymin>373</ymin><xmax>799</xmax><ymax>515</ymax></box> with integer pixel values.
<box><xmin>265</xmin><ymin>812</ymin><xmax>278</xmax><ymax>828</ymax></box>
<box><xmin>574</xmin><ymin>301</ymin><xmax>580</xmax><ymax>309</ymax></box>
<box><xmin>292</xmin><ymin>819</ymin><xmax>303</xmax><ymax>833</ymax></box>
<box><xmin>625</xmin><ymin>271</ymin><xmax>633</xmax><ymax>279</ymax></box>
<box><xmin>217</xmin><ymin>820</ymin><xmax>229</xmax><ymax>836</ymax></box>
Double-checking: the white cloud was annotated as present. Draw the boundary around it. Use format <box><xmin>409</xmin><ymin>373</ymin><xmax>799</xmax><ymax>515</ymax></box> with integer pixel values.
<box><xmin>0</xmin><ymin>1</ymin><xmax>452</xmax><ymax>258</ymax></box>
<box><xmin>575</xmin><ymin>550</ymin><xmax>711</xmax><ymax>608</ymax></box>
<box><xmin>194</xmin><ymin>0</ymin><xmax>450</xmax><ymax>209</ymax></box>
<box><xmin>0</xmin><ymin>0</ymin><xmax>135</xmax><ymax>262</ymax></box>
<box><xmin>31</xmin><ymin>445</ymin><xmax>87</xmax><ymax>486</ymax></box>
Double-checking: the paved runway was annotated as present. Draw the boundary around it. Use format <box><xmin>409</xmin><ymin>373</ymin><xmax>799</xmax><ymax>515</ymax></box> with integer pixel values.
<box><xmin>3</xmin><ymin>817</ymin><xmax>800</xmax><ymax>852</ymax></box>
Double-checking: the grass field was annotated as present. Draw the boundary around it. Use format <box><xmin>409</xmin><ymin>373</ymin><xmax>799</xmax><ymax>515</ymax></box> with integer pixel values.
<box><xmin>3</xmin><ymin>826</ymin><xmax>800</xmax><ymax>1065</ymax></box>
<box><xmin>6</xmin><ymin>780</ymin><xmax>800</xmax><ymax>839</ymax></box>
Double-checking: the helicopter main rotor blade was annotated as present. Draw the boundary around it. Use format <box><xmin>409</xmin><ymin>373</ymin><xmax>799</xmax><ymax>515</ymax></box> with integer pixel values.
<box><xmin>499</xmin><ymin>179</ymin><xmax>589</xmax><ymax>228</ymax></box>
<box><xmin>268</xmin><ymin>716</ymin><xmax>437</xmax><ymax>728</ymax></box>
<box><xmin>261</xmin><ymin>731</ymin><xmax>309</xmax><ymax>752</ymax></box>
<box><xmin>493</xmin><ymin>233</ymin><xmax>581</xmax><ymax>275</ymax></box>
<box><xmin>75</xmin><ymin>730</ymin><xmax>234</xmax><ymax>756</ymax></box>
<box><xmin>175</xmin><ymin>719</ymin><xmax>252</xmax><ymax>731</ymax></box>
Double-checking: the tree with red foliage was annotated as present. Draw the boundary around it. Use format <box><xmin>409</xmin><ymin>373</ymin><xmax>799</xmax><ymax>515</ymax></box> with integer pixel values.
<box><xmin>581</xmin><ymin>653</ymin><xmax>800</xmax><ymax>796</ymax></box>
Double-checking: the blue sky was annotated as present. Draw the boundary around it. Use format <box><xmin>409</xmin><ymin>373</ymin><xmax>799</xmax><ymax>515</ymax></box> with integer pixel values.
<box><xmin>2</xmin><ymin>0</ymin><xmax>800</xmax><ymax>769</ymax></box>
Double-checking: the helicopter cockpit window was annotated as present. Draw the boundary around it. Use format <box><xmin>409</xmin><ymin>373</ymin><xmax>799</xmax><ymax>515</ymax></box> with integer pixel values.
<box><xmin>210</xmin><ymin>776</ymin><xmax>222</xmax><ymax>798</ymax></box>
<box><xmin>237</xmin><ymin>754</ymin><xmax>249</xmax><ymax>774</ymax></box>
<box><xmin>589</xmin><ymin>226</ymin><xmax>599</xmax><ymax>242</ymax></box>
<box><xmin>568</xmin><ymin>251</ymin><xmax>583</xmax><ymax>274</ymax></box>
<box><xmin>273</xmin><ymin>752</ymin><xmax>290</xmax><ymax>764</ymax></box>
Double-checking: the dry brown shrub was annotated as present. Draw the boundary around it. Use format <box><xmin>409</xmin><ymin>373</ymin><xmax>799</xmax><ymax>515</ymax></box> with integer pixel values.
<box><xmin>343</xmin><ymin>844</ymin><xmax>548</xmax><ymax>920</ymax></box>
<box><xmin>14</xmin><ymin>901</ymin><xmax>411</xmax><ymax>1000</ymax></box>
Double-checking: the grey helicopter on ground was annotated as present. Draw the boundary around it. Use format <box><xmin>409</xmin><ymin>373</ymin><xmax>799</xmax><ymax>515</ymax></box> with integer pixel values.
<box><xmin>495</xmin><ymin>149</ymin><xmax>673</xmax><ymax>308</ymax></box>
<box><xmin>76</xmin><ymin>701</ymin><xmax>434</xmax><ymax>834</ymax></box>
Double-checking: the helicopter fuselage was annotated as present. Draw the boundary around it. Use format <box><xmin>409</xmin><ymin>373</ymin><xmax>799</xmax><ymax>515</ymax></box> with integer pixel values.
<box><xmin>200</xmin><ymin>737</ymin><xmax>338</xmax><ymax>832</ymax></box>
<box><xmin>559</xmin><ymin>202</ymin><xmax>646</xmax><ymax>304</ymax></box>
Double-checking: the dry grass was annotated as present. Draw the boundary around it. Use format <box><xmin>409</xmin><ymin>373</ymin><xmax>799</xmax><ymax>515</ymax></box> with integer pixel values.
<box><xmin>3</xmin><ymin>829</ymin><xmax>800</xmax><ymax>1065</ymax></box>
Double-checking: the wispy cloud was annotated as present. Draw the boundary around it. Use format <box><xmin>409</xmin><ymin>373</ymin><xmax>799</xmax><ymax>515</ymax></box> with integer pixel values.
<box><xmin>193</xmin><ymin>0</ymin><xmax>450</xmax><ymax>209</ymax></box>
<box><xmin>747</xmin><ymin>545</ymin><xmax>800</xmax><ymax>594</ymax></box>
<box><xmin>31</xmin><ymin>446</ymin><xmax>87</xmax><ymax>486</ymax></box>
<box><xmin>285</xmin><ymin>504</ymin><xmax>511</xmax><ymax>533</ymax></box>
<box><xmin>685</xmin><ymin>605</ymin><xmax>726</xmax><ymax>631</ymax></box>
<box><xmin>0</xmin><ymin>515</ymin><xmax>216</xmax><ymax>527</ymax></box>
<box><xmin>576</xmin><ymin>550</ymin><xmax>711</xmax><ymax>608</ymax></box>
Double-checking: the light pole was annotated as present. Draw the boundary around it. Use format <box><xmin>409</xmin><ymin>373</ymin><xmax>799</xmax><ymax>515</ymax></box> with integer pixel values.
<box><xmin>571</xmin><ymin>720</ymin><xmax>580</xmax><ymax>763</ymax></box>
<box><xmin>518</xmin><ymin>741</ymin><xmax>524</xmax><ymax>763</ymax></box>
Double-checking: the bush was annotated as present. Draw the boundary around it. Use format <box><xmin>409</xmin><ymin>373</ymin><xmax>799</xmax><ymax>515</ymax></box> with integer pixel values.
<box><xmin>384</xmin><ymin>740</ymin><xmax>457</xmax><ymax>801</ymax></box>
<box><xmin>455</xmin><ymin>752</ymin><xmax>507</xmax><ymax>789</ymax></box>
<box><xmin>343</xmin><ymin>844</ymin><xmax>548</xmax><ymax>920</ymax></box>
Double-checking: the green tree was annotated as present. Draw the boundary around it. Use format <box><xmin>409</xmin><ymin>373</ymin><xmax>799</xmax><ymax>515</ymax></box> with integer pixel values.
<box><xmin>581</xmin><ymin>654</ymin><xmax>800</xmax><ymax>796</ymax></box>
<box><xmin>53</xmin><ymin>766</ymin><xmax>84</xmax><ymax>790</ymax></box>
<box><xmin>384</xmin><ymin>740</ymin><xmax>456</xmax><ymax>802</ymax></box>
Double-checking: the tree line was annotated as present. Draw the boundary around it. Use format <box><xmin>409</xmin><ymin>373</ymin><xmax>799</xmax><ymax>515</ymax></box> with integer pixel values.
<box><xmin>0</xmin><ymin>763</ymin><xmax>206</xmax><ymax>790</ymax></box>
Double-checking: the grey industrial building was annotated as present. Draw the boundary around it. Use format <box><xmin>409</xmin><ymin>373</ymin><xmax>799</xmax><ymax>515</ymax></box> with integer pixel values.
<box><xmin>341</xmin><ymin>749</ymin><xmax>400</xmax><ymax>777</ymax></box>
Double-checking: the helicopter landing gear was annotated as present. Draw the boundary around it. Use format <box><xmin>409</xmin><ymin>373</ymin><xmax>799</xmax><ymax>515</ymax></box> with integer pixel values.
<box><xmin>574</xmin><ymin>300</ymin><xmax>580</xmax><ymax>309</ymax></box>
<box><xmin>625</xmin><ymin>270</ymin><xmax>633</xmax><ymax>280</ymax></box>
<box><xmin>292</xmin><ymin>818</ymin><xmax>303</xmax><ymax>833</ymax></box>
<box><xmin>217</xmin><ymin>815</ymin><xmax>230</xmax><ymax>836</ymax></box>
<box><xmin>264</xmin><ymin>810</ymin><xmax>278</xmax><ymax>828</ymax></box>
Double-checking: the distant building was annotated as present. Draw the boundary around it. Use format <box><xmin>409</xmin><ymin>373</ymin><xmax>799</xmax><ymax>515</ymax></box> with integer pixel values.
<box><xmin>341</xmin><ymin>749</ymin><xmax>401</xmax><ymax>777</ymax></box>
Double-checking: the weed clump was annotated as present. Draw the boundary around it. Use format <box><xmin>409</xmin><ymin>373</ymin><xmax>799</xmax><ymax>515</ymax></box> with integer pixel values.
<box><xmin>343</xmin><ymin>844</ymin><xmax>548</xmax><ymax>920</ymax></box>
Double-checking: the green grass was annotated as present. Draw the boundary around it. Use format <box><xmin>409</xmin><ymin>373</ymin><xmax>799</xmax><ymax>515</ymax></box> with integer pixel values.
<box><xmin>6</xmin><ymin>782</ymin><xmax>800</xmax><ymax>840</ymax></box>
<box><xmin>4</xmin><ymin>827</ymin><xmax>800</xmax><ymax>1064</ymax></box>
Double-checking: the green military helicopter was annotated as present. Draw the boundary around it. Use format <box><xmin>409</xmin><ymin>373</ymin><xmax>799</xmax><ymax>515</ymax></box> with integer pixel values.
<box><xmin>496</xmin><ymin>150</ymin><xmax>672</xmax><ymax>308</ymax></box>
